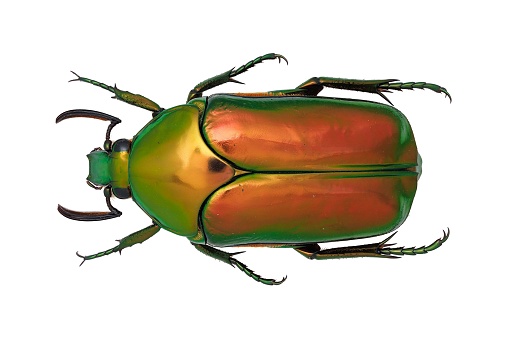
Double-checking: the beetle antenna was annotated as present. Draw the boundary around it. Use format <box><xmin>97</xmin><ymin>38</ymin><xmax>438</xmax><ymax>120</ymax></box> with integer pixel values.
<box><xmin>56</xmin><ymin>109</ymin><xmax>121</xmax><ymax>148</ymax></box>
<box><xmin>57</xmin><ymin>188</ymin><xmax>122</xmax><ymax>221</ymax></box>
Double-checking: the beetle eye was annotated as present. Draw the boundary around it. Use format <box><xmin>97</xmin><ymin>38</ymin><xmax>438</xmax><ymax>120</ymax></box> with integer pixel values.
<box><xmin>112</xmin><ymin>139</ymin><xmax>131</xmax><ymax>153</ymax></box>
<box><xmin>112</xmin><ymin>187</ymin><xmax>131</xmax><ymax>199</ymax></box>
<box><xmin>104</xmin><ymin>140</ymin><xmax>112</xmax><ymax>152</ymax></box>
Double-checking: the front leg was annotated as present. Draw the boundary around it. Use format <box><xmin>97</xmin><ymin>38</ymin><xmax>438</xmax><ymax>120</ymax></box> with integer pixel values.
<box><xmin>192</xmin><ymin>243</ymin><xmax>286</xmax><ymax>285</ymax></box>
<box><xmin>187</xmin><ymin>53</ymin><xmax>287</xmax><ymax>102</ymax></box>
<box><xmin>69</xmin><ymin>71</ymin><xmax>163</xmax><ymax>113</ymax></box>
<box><xmin>76</xmin><ymin>224</ymin><xmax>161</xmax><ymax>265</ymax></box>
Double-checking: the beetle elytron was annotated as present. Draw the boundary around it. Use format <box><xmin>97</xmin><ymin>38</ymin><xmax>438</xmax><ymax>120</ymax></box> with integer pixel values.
<box><xmin>57</xmin><ymin>53</ymin><xmax>450</xmax><ymax>285</ymax></box>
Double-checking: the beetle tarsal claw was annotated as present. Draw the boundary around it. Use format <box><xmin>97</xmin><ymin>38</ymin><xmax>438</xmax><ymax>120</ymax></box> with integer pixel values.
<box><xmin>69</xmin><ymin>71</ymin><xmax>81</xmax><ymax>82</ymax></box>
<box><xmin>76</xmin><ymin>252</ymin><xmax>87</xmax><ymax>267</ymax></box>
<box><xmin>274</xmin><ymin>54</ymin><xmax>289</xmax><ymax>65</ymax></box>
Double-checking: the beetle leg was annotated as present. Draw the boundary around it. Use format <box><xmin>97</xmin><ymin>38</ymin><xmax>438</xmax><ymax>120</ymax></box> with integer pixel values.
<box><xmin>379</xmin><ymin>228</ymin><xmax>450</xmax><ymax>256</ymax></box>
<box><xmin>227</xmin><ymin>89</ymin><xmax>308</xmax><ymax>98</ymax></box>
<box><xmin>69</xmin><ymin>71</ymin><xmax>163</xmax><ymax>113</ymax></box>
<box><xmin>187</xmin><ymin>53</ymin><xmax>288</xmax><ymax>102</ymax></box>
<box><xmin>296</xmin><ymin>77</ymin><xmax>451</xmax><ymax>105</ymax></box>
<box><xmin>192</xmin><ymin>244</ymin><xmax>286</xmax><ymax>285</ymax></box>
<box><xmin>76</xmin><ymin>224</ymin><xmax>160</xmax><ymax>266</ymax></box>
<box><xmin>295</xmin><ymin>229</ymin><xmax>449</xmax><ymax>260</ymax></box>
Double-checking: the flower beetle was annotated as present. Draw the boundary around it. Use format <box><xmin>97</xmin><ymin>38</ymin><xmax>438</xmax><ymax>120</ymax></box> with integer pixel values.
<box><xmin>57</xmin><ymin>53</ymin><xmax>450</xmax><ymax>285</ymax></box>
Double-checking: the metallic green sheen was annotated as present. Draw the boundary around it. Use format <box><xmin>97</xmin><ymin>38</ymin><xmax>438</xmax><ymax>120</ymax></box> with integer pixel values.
<box><xmin>128</xmin><ymin>105</ymin><xmax>235</xmax><ymax>238</ymax></box>
<box><xmin>58</xmin><ymin>53</ymin><xmax>451</xmax><ymax>285</ymax></box>
<box><xmin>87</xmin><ymin>151</ymin><xmax>110</xmax><ymax>185</ymax></box>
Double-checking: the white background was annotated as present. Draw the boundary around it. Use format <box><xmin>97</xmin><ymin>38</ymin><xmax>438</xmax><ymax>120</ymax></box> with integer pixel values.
<box><xmin>2</xmin><ymin>1</ymin><xmax>507</xmax><ymax>338</ymax></box>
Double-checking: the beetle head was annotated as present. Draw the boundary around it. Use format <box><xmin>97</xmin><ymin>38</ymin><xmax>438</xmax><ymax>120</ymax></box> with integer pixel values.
<box><xmin>87</xmin><ymin>138</ymin><xmax>132</xmax><ymax>199</ymax></box>
<box><xmin>56</xmin><ymin>109</ymin><xmax>127</xmax><ymax>221</ymax></box>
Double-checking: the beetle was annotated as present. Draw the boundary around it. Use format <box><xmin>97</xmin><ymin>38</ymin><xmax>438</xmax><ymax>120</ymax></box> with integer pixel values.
<box><xmin>57</xmin><ymin>53</ymin><xmax>450</xmax><ymax>285</ymax></box>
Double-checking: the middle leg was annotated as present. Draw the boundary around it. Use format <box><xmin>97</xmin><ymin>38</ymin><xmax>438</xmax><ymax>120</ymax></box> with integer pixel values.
<box><xmin>187</xmin><ymin>53</ymin><xmax>288</xmax><ymax>102</ymax></box>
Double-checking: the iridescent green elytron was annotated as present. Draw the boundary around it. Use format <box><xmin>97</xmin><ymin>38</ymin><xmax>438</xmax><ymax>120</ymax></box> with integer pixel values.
<box><xmin>57</xmin><ymin>53</ymin><xmax>450</xmax><ymax>285</ymax></box>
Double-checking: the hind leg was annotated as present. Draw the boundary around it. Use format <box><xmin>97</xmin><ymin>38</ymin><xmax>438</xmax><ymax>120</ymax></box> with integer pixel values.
<box><xmin>295</xmin><ymin>230</ymin><xmax>449</xmax><ymax>260</ymax></box>
<box><xmin>295</xmin><ymin>77</ymin><xmax>451</xmax><ymax>105</ymax></box>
